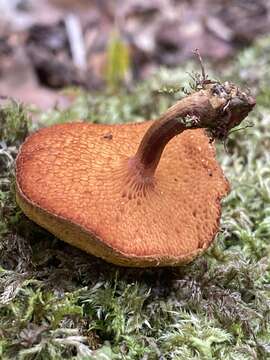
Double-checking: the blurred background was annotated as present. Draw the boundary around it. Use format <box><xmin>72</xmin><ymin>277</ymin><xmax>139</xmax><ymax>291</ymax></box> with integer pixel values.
<box><xmin>0</xmin><ymin>0</ymin><xmax>269</xmax><ymax>109</ymax></box>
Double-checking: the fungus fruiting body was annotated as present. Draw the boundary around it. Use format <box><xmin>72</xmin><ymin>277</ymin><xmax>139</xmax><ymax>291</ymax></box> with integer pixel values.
<box><xmin>16</xmin><ymin>82</ymin><xmax>255</xmax><ymax>266</ymax></box>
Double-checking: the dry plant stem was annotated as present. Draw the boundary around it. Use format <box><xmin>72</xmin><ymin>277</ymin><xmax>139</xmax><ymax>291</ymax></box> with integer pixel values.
<box><xmin>131</xmin><ymin>83</ymin><xmax>256</xmax><ymax>180</ymax></box>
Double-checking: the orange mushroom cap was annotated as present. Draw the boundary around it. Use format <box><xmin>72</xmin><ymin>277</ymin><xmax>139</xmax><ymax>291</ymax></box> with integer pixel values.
<box><xmin>15</xmin><ymin>82</ymin><xmax>255</xmax><ymax>266</ymax></box>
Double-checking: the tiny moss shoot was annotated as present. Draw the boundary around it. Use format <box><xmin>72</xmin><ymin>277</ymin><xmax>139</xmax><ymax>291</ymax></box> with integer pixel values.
<box><xmin>105</xmin><ymin>30</ymin><xmax>131</xmax><ymax>91</ymax></box>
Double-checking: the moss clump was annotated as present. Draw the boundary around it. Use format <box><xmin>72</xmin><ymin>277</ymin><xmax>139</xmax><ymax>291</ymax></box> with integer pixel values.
<box><xmin>0</xmin><ymin>101</ymin><xmax>30</xmax><ymax>246</ymax></box>
<box><xmin>0</xmin><ymin>100</ymin><xmax>29</xmax><ymax>146</ymax></box>
<box><xmin>0</xmin><ymin>38</ymin><xmax>270</xmax><ymax>359</ymax></box>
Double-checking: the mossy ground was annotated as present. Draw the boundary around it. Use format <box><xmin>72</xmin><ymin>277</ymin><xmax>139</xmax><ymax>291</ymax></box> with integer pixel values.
<box><xmin>0</xmin><ymin>37</ymin><xmax>270</xmax><ymax>360</ymax></box>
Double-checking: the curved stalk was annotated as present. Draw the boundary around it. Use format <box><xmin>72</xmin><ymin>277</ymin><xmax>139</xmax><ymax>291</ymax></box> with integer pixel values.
<box><xmin>130</xmin><ymin>83</ymin><xmax>255</xmax><ymax>178</ymax></box>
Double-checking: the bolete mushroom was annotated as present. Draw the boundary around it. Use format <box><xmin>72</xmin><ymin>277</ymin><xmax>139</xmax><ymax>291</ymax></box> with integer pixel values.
<box><xmin>15</xmin><ymin>81</ymin><xmax>255</xmax><ymax>266</ymax></box>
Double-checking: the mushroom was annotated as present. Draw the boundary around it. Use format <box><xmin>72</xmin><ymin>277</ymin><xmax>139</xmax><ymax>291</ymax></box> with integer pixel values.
<box><xmin>15</xmin><ymin>82</ymin><xmax>255</xmax><ymax>267</ymax></box>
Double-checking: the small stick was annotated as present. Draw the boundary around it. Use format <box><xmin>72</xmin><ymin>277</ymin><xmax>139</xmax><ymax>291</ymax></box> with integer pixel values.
<box><xmin>65</xmin><ymin>14</ymin><xmax>87</xmax><ymax>70</ymax></box>
<box><xmin>193</xmin><ymin>48</ymin><xmax>207</xmax><ymax>82</ymax></box>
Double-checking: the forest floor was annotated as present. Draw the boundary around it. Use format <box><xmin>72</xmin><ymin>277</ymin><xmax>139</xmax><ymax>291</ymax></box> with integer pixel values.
<box><xmin>1</xmin><ymin>33</ymin><xmax>270</xmax><ymax>359</ymax></box>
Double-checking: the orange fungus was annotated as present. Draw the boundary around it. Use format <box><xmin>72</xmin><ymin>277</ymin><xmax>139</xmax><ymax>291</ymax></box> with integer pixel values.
<box><xmin>15</xmin><ymin>82</ymin><xmax>255</xmax><ymax>266</ymax></box>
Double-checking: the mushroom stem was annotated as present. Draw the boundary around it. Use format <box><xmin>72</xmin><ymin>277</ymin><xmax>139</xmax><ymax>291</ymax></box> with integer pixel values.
<box><xmin>131</xmin><ymin>83</ymin><xmax>256</xmax><ymax>178</ymax></box>
<box><xmin>131</xmin><ymin>90</ymin><xmax>218</xmax><ymax>177</ymax></box>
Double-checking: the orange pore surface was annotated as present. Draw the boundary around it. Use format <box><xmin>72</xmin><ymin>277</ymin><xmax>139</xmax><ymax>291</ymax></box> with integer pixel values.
<box><xmin>16</xmin><ymin>121</ymin><xmax>230</xmax><ymax>263</ymax></box>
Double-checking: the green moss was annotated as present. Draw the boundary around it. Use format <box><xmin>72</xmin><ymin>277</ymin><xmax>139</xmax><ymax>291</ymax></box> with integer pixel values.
<box><xmin>0</xmin><ymin>100</ymin><xmax>29</xmax><ymax>145</ymax></box>
<box><xmin>105</xmin><ymin>30</ymin><xmax>131</xmax><ymax>91</ymax></box>
<box><xmin>1</xmin><ymin>37</ymin><xmax>270</xmax><ymax>359</ymax></box>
